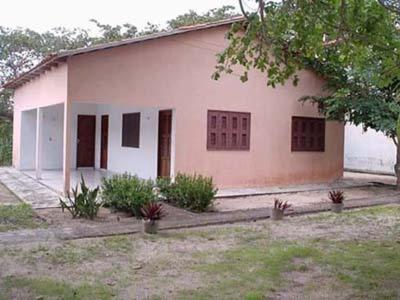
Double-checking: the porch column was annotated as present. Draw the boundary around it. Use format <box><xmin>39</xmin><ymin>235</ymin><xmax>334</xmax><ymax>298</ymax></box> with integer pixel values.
<box><xmin>35</xmin><ymin>107</ymin><xmax>43</xmax><ymax>179</ymax></box>
<box><xmin>62</xmin><ymin>100</ymin><xmax>72</xmax><ymax>195</ymax></box>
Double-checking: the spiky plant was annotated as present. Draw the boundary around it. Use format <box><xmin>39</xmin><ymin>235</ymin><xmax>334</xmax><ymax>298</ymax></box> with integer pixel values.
<box><xmin>141</xmin><ymin>202</ymin><xmax>166</xmax><ymax>221</ymax></box>
<box><xmin>60</xmin><ymin>175</ymin><xmax>101</xmax><ymax>220</ymax></box>
<box><xmin>328</xmin><ymin>190</ymin><xmax>345</xmax><ymax>204</ymax></box>
<box><xmin>273</xmin><ymin>199</ymin><xmax>292</xmax><ymax>212</ymax></box>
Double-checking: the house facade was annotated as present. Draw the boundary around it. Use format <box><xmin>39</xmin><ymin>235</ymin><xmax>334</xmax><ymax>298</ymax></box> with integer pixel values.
<box><xmin>4</xmin><ymin>19</ymin><xmax>344</xmax><ymax>193</ymax></box>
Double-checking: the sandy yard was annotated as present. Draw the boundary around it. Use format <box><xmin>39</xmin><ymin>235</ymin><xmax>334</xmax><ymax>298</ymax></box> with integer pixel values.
<box><xmin>0</xmin><ymin>204</ymin><xmax>399</xmax><ymax>299</ymax></box>
<box><xmin>215</xmin><ymin>185</ymin><xmax>398</xmax><ymax>212</ymax></box>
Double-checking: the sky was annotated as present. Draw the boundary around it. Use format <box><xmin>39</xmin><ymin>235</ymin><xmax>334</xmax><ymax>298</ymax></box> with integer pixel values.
<box><xmin>0</xmin><ymin>0</ymin><xmax>257</xmax><ymax>33</ymax></box>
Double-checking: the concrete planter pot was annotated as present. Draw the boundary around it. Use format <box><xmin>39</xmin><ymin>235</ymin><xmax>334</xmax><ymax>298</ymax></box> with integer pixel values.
<box><xmin>143</xmin><ymin>219</ymin><xmax>159</xmax><ymax>234</ymax></box>
<box><xmin>271</xmin><ymin>208</ymin><xmax>284</xmax><ymax>220</ymax></box>
<box><xmin>331</xmin><ymin>203</ymin><xmax>344</xmax><ymax>213</ymax></box>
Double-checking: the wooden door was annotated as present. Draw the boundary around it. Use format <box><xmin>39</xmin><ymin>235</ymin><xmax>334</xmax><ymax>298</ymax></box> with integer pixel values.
<box><xmin>76</xmin><ymin>115</ymin><xmax>96</xmax><ymax>168</ymax></box>
<box><xmin>100</xmin><ymin>115</ymin><xmax>109</xmax><ymax>169</ymax></box>
<box><xmin>157</xmin><ymin>110</ymin><xmax>172</xmax><ymax>177</ymax></box>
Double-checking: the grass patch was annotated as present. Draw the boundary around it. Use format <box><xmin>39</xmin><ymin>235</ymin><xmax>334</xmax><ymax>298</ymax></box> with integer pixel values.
<box><xmin>305</xmin><ymin>205</ymin><xmax>400</xmax><ymax>223</ymax></box>
<box><xmin>177</xmin><ymin>237</ymin><xmax>400</xmax><ymax>299</ymax></box>
<box><xmin>0</xmin><ymin>203</ymin><xmax>43</xmax><ymax>232</ymax></box>
<box><xmin>178</xmin><ymin>242</ymin><xmax>320</xmax><ymax>299</ymax></box>
<box><xmin>21</xmin><ymin>236</ymin><xmax>135</xmax><ymax>266</ymax></box>
<box><xmin>1</xmin><ymin>276</ymin><xmax>113</xmax><ymax>300</ymax></box>
<box><xmin>318</xmin><ymin>240</ymin><xmax>400</xmax><ymax>299</ymax></box>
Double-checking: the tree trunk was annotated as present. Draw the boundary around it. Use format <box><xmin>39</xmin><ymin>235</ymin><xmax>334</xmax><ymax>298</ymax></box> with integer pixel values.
<box><xmin>395</xmin><ymin>144</ymin><xmax>400</xmax><ymax>189</ymax></box>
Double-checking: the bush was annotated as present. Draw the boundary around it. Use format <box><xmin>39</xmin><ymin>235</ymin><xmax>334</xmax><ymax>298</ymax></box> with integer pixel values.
<box><xmin>60</xmin><ymin>175</ymin><xmax>101</xmax><ymax>220</ymax></box>
<box><xmin>101</xmin><ymin>173</ymin><xmax>156</xmax><ymax>218</ymax></box>
<box><xmin>160</xmin><ymin>173</ymin><xmax>217</xmax><ymax>212</ymax></box>
<box><xmin>155</xmin><ymin>177</ymin><xmax>173</xmax><ymax>200</ymax></box>
<box><xmin>0</xmin><ymin>121</ymin><xmax>12</xmax><ymax>166</ymax></box>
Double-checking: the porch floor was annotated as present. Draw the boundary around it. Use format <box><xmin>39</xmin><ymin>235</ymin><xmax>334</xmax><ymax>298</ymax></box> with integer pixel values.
<box><xmin>24</xmin><ymin>169</ymin><xmax>114</xmax><ymax>193</ymax></box>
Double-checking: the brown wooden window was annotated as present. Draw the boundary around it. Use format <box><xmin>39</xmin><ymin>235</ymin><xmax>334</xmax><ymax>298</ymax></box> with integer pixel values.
<box><xmin>122</xmin><ymin>112</ymin><xmax>140</xmax><ymax>148</ymax></box>
<box><xmin>291</xmin><ymin>116</ymin><xmax>325</xmax><ymax>152</ymax></box>
<box><xmin>207</xmin><ymin>110</ymin><xmax>251</xmax><ymax>150</ymax></box>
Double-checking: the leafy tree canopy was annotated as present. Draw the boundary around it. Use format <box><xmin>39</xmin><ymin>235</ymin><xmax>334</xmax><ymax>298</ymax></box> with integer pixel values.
<box><xmin>214</xmin><ymin>0</ymin><xmax>400</xmax><ymax>184</ymax></box>
<box><xmin>167</xmin><ymin>5</ymin><xmax>238</xmax><ymax>29</ymax></box>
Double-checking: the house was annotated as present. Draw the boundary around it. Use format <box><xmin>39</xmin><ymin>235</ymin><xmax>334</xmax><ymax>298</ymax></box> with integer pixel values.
<box><xmin>3</xmin><ymin>18</ymin><xmax>344</xmax><ymax>194</ymax></box>
<box><xmin>345</xmin><ymin>124</ymin><xmax>395</xmax><ymax>175</ymax></box>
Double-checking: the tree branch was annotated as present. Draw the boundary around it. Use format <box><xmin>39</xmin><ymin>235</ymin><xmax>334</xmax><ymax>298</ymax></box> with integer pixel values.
<box><xmin>392</xmin><ymin>136</ymin><xmax>398</xmax><ymax>147</ymax></box>
<box><xmin>238</xmin><ymin>0</ymin><xmax>250</xmax><ymax>20</ymax></box>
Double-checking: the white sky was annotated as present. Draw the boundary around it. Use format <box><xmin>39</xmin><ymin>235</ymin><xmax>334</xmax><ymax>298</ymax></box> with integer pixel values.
<box><xmin>0</xmin><ymin>0</ymin><xmax>253</xmax><ymax>33</ymax></box>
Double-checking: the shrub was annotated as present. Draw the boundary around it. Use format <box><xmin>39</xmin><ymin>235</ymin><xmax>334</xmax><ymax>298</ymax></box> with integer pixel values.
<box><xmin>60</xmin><ymin>175</ymin><xmax>101</xmax><ymax>220</ymax></box>
<box><xmin>328</xmin><ymin>190</ymin><xmax>345</xmax><ymax>204</ymax></box>
<box><xmin>161</xmin><ymin>173</ymin><xmax>217</xmax><ymax>212</ymax></box>
<box><xmin>155</xmin><ymin>177</ymin><xmax>173</xmax><ymax>200</ymax></box>
<box><xmin>0</xmin><ymin>121</ymin><xmax>12</xmax><ymax>166</ymax></box>
<box><xmin>273</xmin><ymin>199</ymin><xmax>292</xmax><ymax>212</ymax></box>
<box><xmin>101</xmin><ymin>173</ymin><xmax>156</xmax><ymax>218</ymax></box>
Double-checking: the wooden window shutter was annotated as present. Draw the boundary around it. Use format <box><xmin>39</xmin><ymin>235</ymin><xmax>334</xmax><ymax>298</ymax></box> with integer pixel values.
<box><xmin>207</xmin><ymin>110</ymin><xmax>251</xmax><ymax>150</ymax></box>
<box><xmin>122</xmin><ymin>112</ymin><xmax>140</xmax><ymax>148</ymax></box>
<box><xmin>291</xmin><ymin>116</ymin><xmax>325</xmax><ymax>152</ymax></box>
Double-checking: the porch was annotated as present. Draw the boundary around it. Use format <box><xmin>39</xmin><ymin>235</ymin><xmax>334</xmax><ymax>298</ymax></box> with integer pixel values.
<box><xmin>24</xmin><ymin>169</ymin><xmax>114</xmax><ymax>194</ymax></box>
<box><xmin>17</xmin><ymin>101</ymin><xmax>175</xmax><ymax>194</ymax></box>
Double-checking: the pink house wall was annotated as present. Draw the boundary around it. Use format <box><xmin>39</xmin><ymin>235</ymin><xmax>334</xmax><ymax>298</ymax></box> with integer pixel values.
<box><xmin>12</xmin><ymin>25</ymin><xmax>344</xmax><ymax>188</ymax></box>
<box><xmin>67</xmin><ymin>25</ymin><xmax>344</xmax><ymax>188</ymax></box>
<box><xmin>12</xmin><ymin>64</ymin><xmax>68</xmax><ymax>168</ymax></box>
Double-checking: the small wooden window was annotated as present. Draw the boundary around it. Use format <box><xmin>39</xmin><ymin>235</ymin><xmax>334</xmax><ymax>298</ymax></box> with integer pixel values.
<box><xmin>291</xmin><ymin>116</ymin><xmax>325</xmax><ymax>152</ymax></box>
<box><xmin>207</xmin><ymin>110</ymin><xmax>251</xmax><ymax>150</ymax></box>
<box><xmin>122</xmin><ymin>113</ymin><xmax>140</xmax><ymax>148</ymax></box>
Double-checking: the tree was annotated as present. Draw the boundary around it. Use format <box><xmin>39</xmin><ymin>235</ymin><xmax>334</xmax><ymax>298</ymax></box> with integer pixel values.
<box><xmin>167</xmin><ymin>5</ymin><xmax>238</xmax><ymax>29</ymax></box>
<box><xmin>214</xmin><ymin>0</ymin><xmax>400</xmax><ymax>187</ymax></box>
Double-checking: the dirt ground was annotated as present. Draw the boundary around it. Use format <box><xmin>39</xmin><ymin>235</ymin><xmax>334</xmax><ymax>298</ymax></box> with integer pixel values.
<box><xmin>0</xmin><ymin>183</ymin><xmax>20</xmax><ymax>206</ymax></box>
<box><xmin>0</xmin><ymin>204</ymin><xmax>399</xmax><ymax>299</ymax></box>
<box><xmin>215</xmin><ymin>185</ymin><xmax>398</xmax><ymax>212</ymax></box>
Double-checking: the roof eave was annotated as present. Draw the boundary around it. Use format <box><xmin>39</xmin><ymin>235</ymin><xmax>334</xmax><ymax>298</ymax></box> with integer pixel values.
<box><xmin>2</xmin><ymin>17</ymin><xmax>245</xmax><ymax>90</ymax></box>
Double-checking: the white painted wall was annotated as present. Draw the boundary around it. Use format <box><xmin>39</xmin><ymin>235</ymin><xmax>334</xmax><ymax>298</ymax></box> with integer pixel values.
<box><xmin>344</xmin><ymin>124</ymin><xmax>396</xmax><ymax>174</ymax></box>
<box><xmin>71</xmin><ymin>103</ymin><xmax>159</xmax><ymax>179</ymax></box>
<box><xmin>41</xmin><ymin>104</ymin><xmax>64</xmax><ymax>169</ymax></box>
<box><xmin>20</xmin><ymin>109</ymin><xmax>37</xmax><ymax>169</ymax></box>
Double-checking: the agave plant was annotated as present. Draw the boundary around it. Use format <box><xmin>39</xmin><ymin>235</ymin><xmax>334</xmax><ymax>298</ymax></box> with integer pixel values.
<box><xmin>141</xmin><ymin>202</ymin><xmax>166</xmax><ymax>221</ymax></box>
<box><xmin>60</xmin><ymin>175</ymin><xmax>101</xmax><ymax>220</ymax></box>
<box><xmin>328</xmin><ymin>190</ymin><xmax>345</xmax><ymax>204</ymax></box>
<box><xmin>273</xmin><ymin>199</ymin><xmax>292</xmax><ymax>212</ymax></box>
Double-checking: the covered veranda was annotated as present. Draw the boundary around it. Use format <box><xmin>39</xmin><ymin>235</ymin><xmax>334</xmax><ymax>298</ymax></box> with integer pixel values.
<box><xmin>17</xmin><ymin>100</ymin><xmax>175</xmax><ymax>195</ymax></box>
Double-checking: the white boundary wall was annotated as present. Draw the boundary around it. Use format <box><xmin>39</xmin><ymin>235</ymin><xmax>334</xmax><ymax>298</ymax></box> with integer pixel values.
<box><xmin>344</xmin><ymin>124</ymin><xmax>395</xmax><ymax>174</ymax></box>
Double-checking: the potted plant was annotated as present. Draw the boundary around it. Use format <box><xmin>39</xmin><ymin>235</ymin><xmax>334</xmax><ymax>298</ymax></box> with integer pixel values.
<box><xmin>141</xmin><ymin>202</ymin><xmax>166</xmax><ymax>234</ymax></box>
<box><xmin>328</xmin><ymin>190</ymin><xmax>345</xmax><ymax>213</ymax></box>
<box><xmin>271</xmin><ymin>199</ymin><xmax>292</xmax><ymax>220</ymax></box>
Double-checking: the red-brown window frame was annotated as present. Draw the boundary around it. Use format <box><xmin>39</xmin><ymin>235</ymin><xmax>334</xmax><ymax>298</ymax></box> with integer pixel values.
<box><xmin>291</xmin><ymin>116</ymin><xmax>325</xmax><ymax>152</ymax></box>
<box><xmin>207</xmin><ymin>110</ymin><xmax>251</xmax><ymax>151</ymax></box>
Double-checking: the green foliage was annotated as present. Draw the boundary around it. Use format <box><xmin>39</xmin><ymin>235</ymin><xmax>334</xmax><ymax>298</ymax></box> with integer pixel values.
<box><xmin>0</xmin><ymin>203</ymin><xmax>41</xmax><ymax>232</ymax></box>
<box><xmin>215</xmin><ymin>0</ymin><xmax>399</xmax><ymax>88</ymax></box>
<box><xmin>101</xmin><ymin>173</ymin><xmax>155</xmax><ymax>218</ymax></box>
<box><xmin>160</xmin><ymin>173</ymin><xmax>217</xmax><ymax>212</ymax></box>
<box><xmin>215</xmin><ymin>0</ymin><xmax>400</xmax><ymax>182</ymax></box>
<box><xmin>0</xmin><ymin>120</ymin><xmax>12</xmax><ymax>166</ymax></box>
<box><xmin>60</xmin><ymin>175</ymin><xmax>101</xmax><ymax>220</ymax></box>
<box><xmin>155</xmin><ymin>176</ymin><xmax>172</xmax><ymax>200</ymax></box>
<box><xmin>167</xmin><ymin>5</ymin><xmax>238</xmax><ymax>29</ymax></box>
